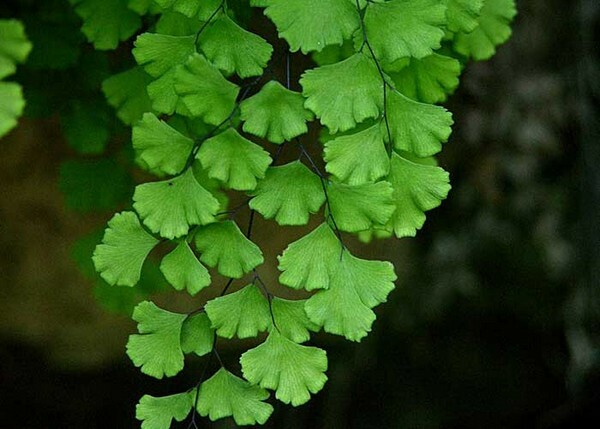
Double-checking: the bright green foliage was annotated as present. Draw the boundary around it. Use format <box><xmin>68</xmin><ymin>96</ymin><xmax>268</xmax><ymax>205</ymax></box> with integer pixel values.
<box><xmin>155</xmin><ymin>11</ymin><xmax>201</xmax><ymax>36</ymax></box>
<box><xmin>240</xmin><ymin>81</ymin><xmax>314</xmax><ymax>143</ymax></box>
<box><xmin>388</xmin><ymin>54</ymin><xmax>461</xmax><ymax>104</ymax></box>
<box><xmin>324</xmin><ymin>125</ymin><xmax>390</xmax><ymax>185</ymax></box>
<box><xmin>197</xmin><ymin>128</ymin><xmax>271</xmax><ymax>191</ymax></box>
<box><xmin>363</xmin><ymin>0</ymin><xmax>447</xmax><ymax>62</ymax></box>
<box><xmin>445</xmin><ymin>0</ymin><xmax>485</xmax><ymax>33</ymax></box>
<box><xmin>278</xmin><ymin>223</ymin><xmax>343</xmax><ymax>291</ymax></box>
<box><xmin>199</xmin><ymin>14</ymin><xmax>273</xmax><ymax>78</ymax></box>
<box><xmin>93</xmin><ymin>211</ymin><xmax>159</xmax><ymax>287</ymax></box>
<box><xmin>454</xmin><ymin>0</ymin><xmax>517</xmax><ymax>60</ymax></box>
<box><xmin>60</xmin><ymin>100</ymin><xmax>110</xmax><ymax>154</ymax></box>
<box><xmin>160</xmin><ymin>241</ymin><xmax>211</xmax><ymax>295</ymax></box>
<box><xmin>133</xmin><ymin>113</ymin><xmax>194</xmax><ymax>176</ymax></box>
<box><xmin>69</xmin><ymin>0</ymin><xmax>140</xmax><ymax>50</ymax></box>
<box><xmin>327</xmin><ymin>181</ymin><xmax>395</xmax><ymax>233</ymax></box>
<box><xmin>154</xmin><ymin>0</ymin><xmax>222</xmax><ymax>20</ymax></box>
<box><xmin>205</xmin><ymin>284</ymin><xmax>271</xmax><ymax>339</ymax></box>
<box><xmin>102</xmin><ymin>67</ymin><xmax>154</xmax><ymax>125</ymax></box>
<box><xmin>261</xmin><ymin>0</ymin><xmax>359</xmax><ymax>54</ymax></box>
<box><xmin>133</xmin><ymin>168</ymin><xmax>220</xmax><ymax>239</ymax></box>
<box><xmin>180</xmin><ymin>312</ymin><xmax>214</xmax><ymax>356</ymax></box>
<box><xmin>126</xmin><ymin>301</ymin><xmax>188</xmax><ymax>378</ymax></box>
<box><xmin>194</xmin><ymin>221</ymin><xmax>264</xmax><ymax>278</ymax></box>
<box><xmin>271</xmin><ymin>298</ymin><xmax>319</xmax><ymax>343</ymax></box>
<box><xmin>386</xmin><ymin>89</ymin><xmax>454</xmax><ymax>157</ymax></box>
<box><xmin>175</xmin><ymin>53</ymin><xmax>240</xmax><ymax>124</ymax></box>
<box><xmin>387</xmin><ymin>153</ymin><xmax>451</xmax><ymax>237</ymax></box>
<box><xmin>137</xmin><ymin>392</ymin><xmax>193</xmax><ymax>429</ymax></box>
<box><xmin>240</xmin><ymin>330</ymin><xmax>328</xmax><ymax>406</ymax></box>
<box><xmin>133</xmin><ymin>33</ymin><xmax>196</xmax><ymax>114</ymax></box>
<box><xmin>305</xmin><ymin>251</ymin><xmax>396</xmax><ymax>341</ymax></box>
<box><xmin>301</xmin><ymin>53</ymin><xmax>383</xmax><ymax>133</ymax></box>
<box><xmin>197</xmin><ymin>368</ymin><xmax>274</xmax><ymax>425</ymax></box>
<box><xmin>0</xmin><ymin>82</ymin><xmax>26</xmax><ymax>138</ymax></box>
<box><xmin>249</xmin><ymin>161</ymin><xmax>325</xmax><ymax>225</ymax></box>
<box><xmin>0</xmin><ymin>20</ymin><xmax>32</xmax><ymax>79</ymax></box>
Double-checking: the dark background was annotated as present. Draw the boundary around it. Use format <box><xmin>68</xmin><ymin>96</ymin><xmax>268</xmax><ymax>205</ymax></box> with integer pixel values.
<box><xmin>1</xmin><ymin>0</ymin><xmax>599</xmax><ymax>428</ymax></box>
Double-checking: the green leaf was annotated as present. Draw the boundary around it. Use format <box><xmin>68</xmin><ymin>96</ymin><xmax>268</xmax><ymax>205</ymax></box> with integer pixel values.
<box><xmin>445</xmin><ymin>0</ymin><xmax>484</xmax><ymax>33</ymax></box>
<box><xmin>386</xmin><ymin>153</ymin><xmax>451</xmax><ymax>237</ymax></box>
<box><xmin>197</xmin><ymin>368</ymin><xmax>274</xmax><ymax>425</ymax></box>
<box><xmin>387</xmin><ymin>53</ymin><xmax>461</xmax><ymax>104</ymax></box>
<box><xmin>155</xmin><ymin>11</ymin><xmax>201</xmax><ymax>36</ymax></box>
<box><xmin>271</xmin><ymin>298</ymin><xmax>319</xmax><ymax>343</ymax></box>
<box><xmin>59</xmin><ymin>158</ymin><xmax>132</xmax><ymax>213</ymax></box>
<box><xmin>194</xmin><ymin>221</ymin><xmax>264</xmax><ymax>278</ymax></box>
<box><xmin>305</xmin><ymin>251</ymin><xmax>396</xmax><ymax>341</ymax></box>
<box><xmin>278</xmin><ymin>222</ymin><xmax>342</xmax><ymax>291</ymax></box>
<box><xmin>69</xmin><ymin>0</ymin><xmax>141</xmax><ymax>50</ymax></box>
<box><xmin>160</xmin><ymin>241</ymin><xmax>211</xmax><ymax>295</ymax></box>
<box><xmin>0</xmin><ymin>82</ymin><xmax>26</xmax><ymax>138</ymax></box>
<box><xmin>327</xmin><ymin>181</ymin><xmax>395</xmax><ymax>233</ymax></box>
<box><xmin>205</xmin><ymin>284</ymin><xmax>271</xmax><ymax>339</ymax></box>
<box><xmin>0</xmin><ymin>20</ymin><xmax>33</xmax><ymax>79</ymax></box>
<box><xmin>60</xmin><ymin>100</ymin><xmax>110</xmax><ymax>154</ymax></box>
<box><xmin>154</xmin><ymin>0</ymin><xmax>222</xmax><ymax>20</ymax></box>
<box><xmin>126</xmin><ymin>301</ymin><xmax>187</xmax><ymax>378</ymax></box>
<box><xmin>133</xmin><ymin>113</ymin><xmax>194</xmax><ymax>176</ymax></box>
<box><xmin>249</xmin><ymin>161</ymin><xmax>325</xmax><ymax>226</ymax></box>
<box><xmin>240</xmin><ymin>81</ymin><xmax>314</xmax><ymax>143</ymax></box>
<box><xmin>133</xmin><ymin>33</ymin><xmax>196</xmax><ymax>114</ymax></box>
<box><xmin>453</xmin><ymin>0</ymin><xmax>517</xmax><ymax>61</ymax></box>
<box><xmin>197</xmin><ymin>128</ymin><xmax>271</xmax><ymax>191</ymax></box>
<box><xmin>180</xmin><ymin>312</ymin><xmax>214</xmax><ymax>356</ymax></box>
<box><xmin>385</xmin><ymin>89</ymin><xmax>453</xmax><ymax>157</ymax></box>
<box><xmin>136</xmin><ymin>392</ymin><xmax>193</xmax><ymax>429</ymax></box>
<box><xmin>262</xmin><ymin>0</ymin><xmax>359</xmax><ymax>53</ymax></box>
<box><xmin>133</xmin><ymin>168</ymin><xmax>220</xmax><ymax>239</ymax></box>
<box><xmin>240</xmin><ymin>330</ymin><xmax>328</xmax><ymax>406</ymax></box>
<box><xmin>199</xmin><ymin>14</ymin><xmax>273</xmax><ymax>78</ymax></box>
<box><xmin>363</xmin><ymin>0</ymin><xmax>447</xmax><ymax>62</ymax></box>
<box><xmin>175</xmin><ymin>53</ymin><xmax>240</xmax><ymax>124</ymax></box>
<box><xmin>103</xmin><ymin>67</ymin><xmax>155</xmax><ymax>125</ymax></box>
<box><xmin>128</xmin><ymin>0</ymin><xmax>156</xmax><ymax>15</ymax></box>
<box><xmin>301</xmin><ymin>53</ymin><xmax>383</xmax><ymax>133</ymax></box>
<box><xmin>93</xmin><ymin>211</ymin><xmax>159</xmax><ymax>286</ymax></box>
<box><xmin>324</xmin><ymin>124</ymin><xmax>390</xmax><ymax>185</ymax></box>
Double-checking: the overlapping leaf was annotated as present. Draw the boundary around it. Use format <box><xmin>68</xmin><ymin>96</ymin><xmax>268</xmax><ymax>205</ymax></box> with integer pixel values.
<box><xmin>271</xmin><ymin>298</ymin><xmax>319</xmax><ymax>343</ymax></box>
<box><xmin>180</xmin><ymin>312</ymin><xmax>214</xmax><ymax>356</ymax></box>
<box><xmin>445</xmin><ymin>0</ymin><xmax>484</xmax><ymax>33</ymax></box>
<box><xmin>154</xmin><ymin>0</ymin><xmax>222</xmax><ymax>20</ymax></box>
<box><xmin>0</xmin><ymin>20</ymin><xmax>32</xmax><ymax>79</ymax></box>
<box><xmin>160</xmin><ymin>241</ymin><xmax>211</xmax><ymax>295</ymax></box>
<box><xmin>103</xmin><ymin>67</ymin><xmax>155</xmax><ymax>125</ymax></box>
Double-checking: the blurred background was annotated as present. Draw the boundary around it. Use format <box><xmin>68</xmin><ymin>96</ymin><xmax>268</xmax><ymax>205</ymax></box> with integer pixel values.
<box><xmin>0</xmin><ymin>0</ymin><xmax>599</xmax><ymax>428</ymax></box>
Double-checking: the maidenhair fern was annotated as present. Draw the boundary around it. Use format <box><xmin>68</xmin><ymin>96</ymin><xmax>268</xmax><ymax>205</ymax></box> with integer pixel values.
<box><xmin>48</xmin><ymin>0</ymin><xmax>521</xmax><ymax>426</ymax></box>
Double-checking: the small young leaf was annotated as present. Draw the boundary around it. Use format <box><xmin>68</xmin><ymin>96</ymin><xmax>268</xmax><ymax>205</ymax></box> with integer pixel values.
<box><xmin>174</xmin><ymin>53</ymin><xmax>240</xmax><ymax>124</ymax></box>
<box><xmin>363</xmin><ymin>0</ymin><xmax>447</xmax><ymax>62</ymax></box>
<box><xmin>180</xmin><ymin>312</ymin><xmax>214</xmax><ymax>356</ymax></box>
<box><xmin>324</xmin><ymin>124</ymin><xmax>390</xmax><ymax>185</ymax></box>
<box><xmin>240</xmin><ymin>81</ymin><xmax>314</xmax><ymax>143</ymax></box>
<box><xmin>200</xmin><ymin>14</ymin><xmax>273</xmax><ymax>78</ymax></box>
<box><xmin>305</xmin><ymin>251</ymin><xmax>396</xmax><ymax>341</ymax></box>
<box><xmin>126</xmin><ymin>301</ymin><xmax>187</xmax><ymax>378</ymax></box>
<box><xmin>262</xmin><ymin>0</ymin><xmax>359</xmax><ymax>54</ymax></box>
<box><xmin>240</xmin><ymin>330</ymin><xmax>328</xmax><ymax>406</ymax></box>
<box><xmin>133</xmin><ymin>168</ymin><xmax>220</xmax><ymax>239</ymax></box>
<box><xmin>205</xmin><ymin>284</ymin><xmax>271</xmax><ymax>339</ymax></box>
<box><xmin>93</xmin><ymin>211</ymin><xmax>159</xmax><ymax>287</ymax></box>
<box><xmin>197</xmin><ymin>128</ymin><xmax>272</xmax><ymax>191</ymax></box>
<box><xmin>249</xmin><ymin>161</ymin><xmax>325</xmax><ymax>226</ymax></box>
<box><xmin>301</xmin><ymin>53</ymin><xmax>383</xmax><ymax>133</ymax></box>
<box><xmin>278</xmin><ymin>222</ymin><xmax>342</xmax><ymax>291</ymax></box>
<box><xmin>327</xmin><ymin>181</ymin><xmax>395</xmax><ymax>233</ymax></box>
<box><xmin>194</xmin><ymin>221</ymin><xmax>264</xmax><ymax>278</ymax></box>
<box><xmin>197</xmin><ymin>368</ymin><xmax>274</xmax><ymax>425</ymax></box>
<box><xmin>160</xmin><ymin>241</ymin><xmax>211</xmax><ymax>295</ymax></box>
<box><xmin>386</xmin><ymin>153</ymin><xmax>451</xmax><ymax>237</ymax></box>
<box><xmin>271</xmin><ymin>298</ymin><xmax>320</xmax><ymax>343</ymax></box>
<box><xmin>136</xmin><ymin>392</ymin><xmax>193</xmax><ymax>429</ymax></box>
<box><xmin>385</xmin><ymin>89</ymin><xmax>454</xmax><ymax>157</ymax></box>
<box><xmin>102</xmin><ymin>67</ymin><xmax>155</xmax><ymax>125</ymax></box>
